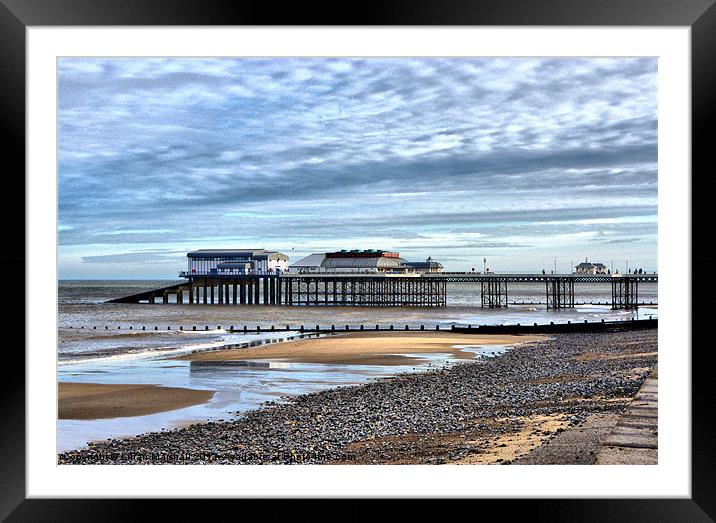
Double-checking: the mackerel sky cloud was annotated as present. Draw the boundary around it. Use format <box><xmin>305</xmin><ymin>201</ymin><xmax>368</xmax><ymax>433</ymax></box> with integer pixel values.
<box><xmin>58</xmin><ymin>57</ymin><xmax>657</xmax><ymax>278</ymax></box>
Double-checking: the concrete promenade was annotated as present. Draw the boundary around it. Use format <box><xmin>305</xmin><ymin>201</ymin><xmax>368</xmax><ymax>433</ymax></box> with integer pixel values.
<box><xmin>596</xmin><ymin>365</ymin><xmax>658</xmax><ymax>464</ymax></box>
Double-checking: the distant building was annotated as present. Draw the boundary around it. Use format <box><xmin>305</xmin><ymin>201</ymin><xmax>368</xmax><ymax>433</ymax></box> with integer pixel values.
<box><xmin>574</xmin><ymin>259</ymin><xmax>608</xmax><ymax>275</ymax></box>
<box><xmin>290</xmin><ymin>249</ymin><xmax>442</xmax><ymax>274</ymax></box>
<box><xmin>404</xmin><ymin>256</ymin><xmax>444</xmax><ymax>274</ymax></box>
<box><xmin>289</xmin><ymin>253</ymin><xmax>326</xmax><ymax>273</ymax></box>
<box><xmin>321</xmin><ymin>250</ymin><xmax>407</xmax><ymax>273</ymax></box>
<box><xmin>186</xmin><ymin>249</ymin><xmax>289</xmax><ymax>275</ymax></box>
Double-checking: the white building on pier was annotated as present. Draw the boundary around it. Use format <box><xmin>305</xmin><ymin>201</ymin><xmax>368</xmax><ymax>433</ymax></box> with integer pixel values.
<box><xmin>186</xmin><ymin>249</ymin><xmax>289</xmax><ymax>276</ymax></box>
<box><xmin>574</xmin><ymin>259</ymin><xmax>608</xmax><ymax>275</ymax></box>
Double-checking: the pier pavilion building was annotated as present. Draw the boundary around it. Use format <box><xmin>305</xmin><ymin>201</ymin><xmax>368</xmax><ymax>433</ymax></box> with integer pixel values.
<box><xmin>291</xmin><ymin>249</ymin><xmax>408</xmax><ymax>273</ymax></box>
<box><xmin>404</xmin><ymin>256</ymin><xmax>444</xmax><ymax>274</ymax></box>
<box><xmin>574</xmin><ymin>259</ymin><xmax>608</xmax><ymax>275</ymax></box>
<box><xmin>289</xmin><ymin>250</ymin><xmax>442</xmax><ymax>274</ymax></box>
<box><xmin>186</xmin><ymin>249</ymin><xmax>289</xmax><ymax>276</ymax></box>
<box><xmin>289</xmin><ymin>253</ymin><xmax>327</xmax><ymax>273</ymax></box>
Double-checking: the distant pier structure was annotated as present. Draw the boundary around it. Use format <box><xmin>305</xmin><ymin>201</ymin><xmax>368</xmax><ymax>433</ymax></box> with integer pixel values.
<box><xmin>106</xmin><ymin>249</ymin><xmax>656</xmax><ymax>309</ymax></box>
<box><xmin>426</xmin><ymin>272</ymin><xmax>655</xmax><ymax>310</ymax></box>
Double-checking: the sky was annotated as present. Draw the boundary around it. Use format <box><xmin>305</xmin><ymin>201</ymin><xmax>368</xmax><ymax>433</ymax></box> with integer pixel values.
<box><xmin>58</xmin><ymin>57</ymin><xmax>657</xmax><ymax>279</ymax></box>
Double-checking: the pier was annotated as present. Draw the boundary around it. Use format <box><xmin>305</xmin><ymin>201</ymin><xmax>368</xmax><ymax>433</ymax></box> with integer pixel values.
<box><xmin>107</xmin><ymin>272</ymin><xmax>656</xmax><ymax>310</ymax></box>
<box><xmin>283</xmin><ymin>275</ymin><xmax>446</xmax><ymax>306</ymax></box>
<box><xmin>424</xmin><ymin>273</ymin><xmax>655</xmax><ymax>310</ymax></box>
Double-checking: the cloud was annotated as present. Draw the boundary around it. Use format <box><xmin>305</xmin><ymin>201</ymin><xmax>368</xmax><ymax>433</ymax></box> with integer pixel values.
<box><xmin>81</xmin><ymin>251</ymin><xmax>183</xmax><ymax>264</ymax></box>
<box><xmin>58</xmin><ymin>57</ymin><xmax>658</xmax><ymax>276</ymax></box>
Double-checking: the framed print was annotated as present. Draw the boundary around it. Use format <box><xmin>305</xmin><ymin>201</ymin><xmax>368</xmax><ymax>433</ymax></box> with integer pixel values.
<box><xmin>3</xmin><ymin>0</ymin><xmax>714</xmax><ymax>519</ymax></box>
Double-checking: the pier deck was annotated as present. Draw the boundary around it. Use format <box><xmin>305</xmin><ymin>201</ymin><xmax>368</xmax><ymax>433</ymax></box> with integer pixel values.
<box><xmin>106</xmin><ymin>272</ymin><xmax>656</xmax><ymax>309</ymax></box>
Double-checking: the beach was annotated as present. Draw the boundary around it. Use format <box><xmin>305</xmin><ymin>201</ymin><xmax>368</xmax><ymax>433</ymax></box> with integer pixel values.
<box><xmin>176</xmin><ymin>331</ymin><xmax>542</xmax><ymax>366</ymax></box>
<box><xmin>58</xmin><ymin>332</ymin><xmax>538</xmax><ymax>423</ymax></box>
<box><xmin>59</xmin><ymin>382</ymin><xmax>215</xmax><ymax>420</ymax></box>
<box><xmin>58</xmin><ymin>329</ymin><xmax>657</xmax><ymax>464</ymax></box>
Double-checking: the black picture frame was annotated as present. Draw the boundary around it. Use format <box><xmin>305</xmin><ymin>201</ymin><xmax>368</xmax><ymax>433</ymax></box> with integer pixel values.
<box><xmin>2</xmin><ymin>0</ymin><xmax>713</xmax><ymax>519</ymax></box>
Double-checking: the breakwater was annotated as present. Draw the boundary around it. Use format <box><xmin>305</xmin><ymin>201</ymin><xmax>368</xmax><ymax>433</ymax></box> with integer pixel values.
<box><xmin>65</xmin><ymin>317</ymin><xmax>656</xmax><ymax>335</ymax></box>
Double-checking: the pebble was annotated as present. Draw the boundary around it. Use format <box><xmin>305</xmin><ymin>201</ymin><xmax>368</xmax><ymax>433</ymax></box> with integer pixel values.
<box><xmin>57</xmin><ymin>330</ymin><xmax>657</xmax><ymax>465</ymax></box>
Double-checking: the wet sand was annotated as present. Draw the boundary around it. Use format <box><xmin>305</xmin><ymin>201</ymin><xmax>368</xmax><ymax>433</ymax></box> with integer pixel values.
<box><xmin>58</xmin><ymin>330</ymin><xmax>658</xmax><ymax>464</ymax></box>
<box><xmin>176</xmin><ymin>331</ymin><xmax>543</xmax><ymax>366</ymax></box>
<box><xmin>58</xmin><ymin>329</ymin><xmax>658</xmax><ymax>465</ymax></box>
<box><xmin>59</xmin><ymin>382</ymin><xmax>215</xmax><ymax>420</ymax></box>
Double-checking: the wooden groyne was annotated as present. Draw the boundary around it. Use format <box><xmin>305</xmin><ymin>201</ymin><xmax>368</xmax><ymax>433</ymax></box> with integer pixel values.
<box><xmin>450</xmin><ymin>317</ymin><xmax>657</xmax><ymax>334</ymax></box>
<box><xmin>66</xmin><ymin>317</ymin><xmax>657</xmax><ymax>335</ymax></box>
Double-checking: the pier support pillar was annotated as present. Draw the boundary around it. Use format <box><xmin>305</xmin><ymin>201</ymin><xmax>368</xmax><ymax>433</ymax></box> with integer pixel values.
<box><xmin>546</xmin><ymin>278</ymin><xmax>574</xmax><ymax>310</ymax></box>
<box><xmin>481</xmin><ymin>279</ymin><xmax>507</xmax><ymax>308</ymax></box>
<box><xmin>612</xmin><ymin>278</ymin><xmax>638</xmax><ymax>309</ymax></box>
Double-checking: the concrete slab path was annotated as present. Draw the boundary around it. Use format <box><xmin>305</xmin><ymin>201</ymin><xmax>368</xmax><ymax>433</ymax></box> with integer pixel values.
<box><xmin>596</xmin><ymin>365</ymin><xmax>658</xmax><ymax>464</ymax></box>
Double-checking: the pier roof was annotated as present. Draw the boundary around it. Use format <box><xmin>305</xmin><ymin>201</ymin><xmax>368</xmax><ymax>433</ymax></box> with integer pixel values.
<box><xmin>322</xmin><ymin>256</ymin><xmax>407</xmax><ymax>269</ymax></box>
<box><xmin>291</xmin><ymin>253</ymin><xmax>326</xmax><ymax>267</ymax></box>
<box><xmin>187</xmin><ymin>249</ymin><xmax>288</xmax><ymax>261</ymax></box>
<box><xmin>575</xmin><ymin>260</ymin><xmax>607</xmax><ymax>268</ymax></box>
<box><xmin>405</xmin><ymin>260</ymin><xmax>444</xmax><ymax>269</ymax></box>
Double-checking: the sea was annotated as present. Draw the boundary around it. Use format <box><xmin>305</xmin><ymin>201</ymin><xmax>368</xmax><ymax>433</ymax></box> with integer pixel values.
<box><xmin>56</xmin><ymin>279</ymin><xmax>657</xmax><ymax>452</ymax></box>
